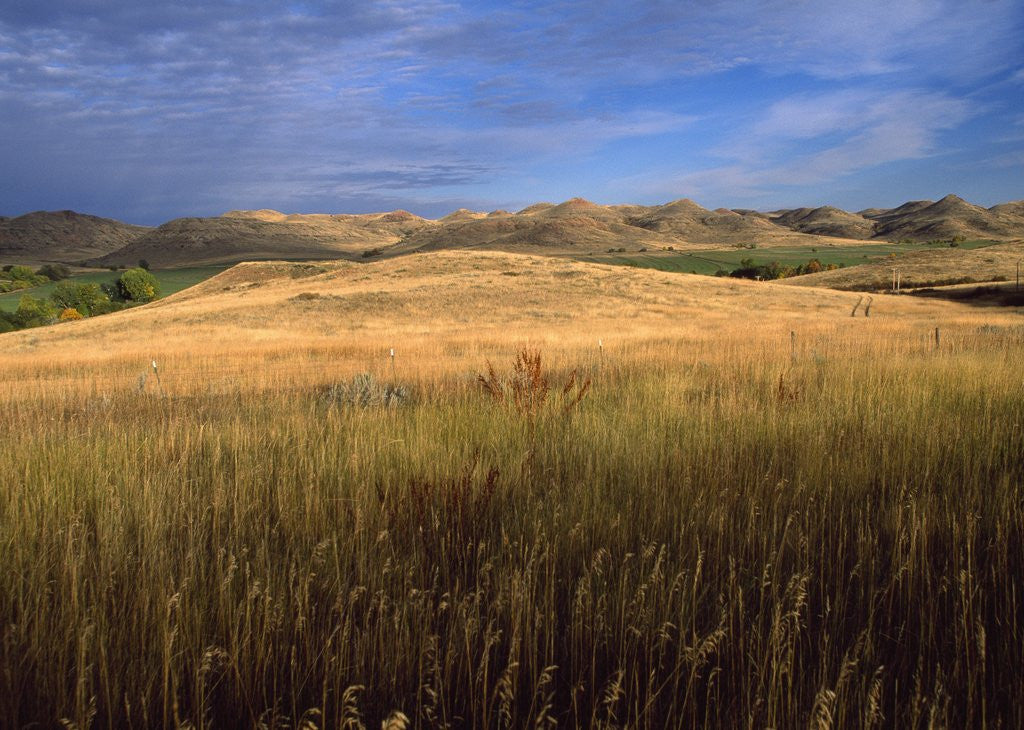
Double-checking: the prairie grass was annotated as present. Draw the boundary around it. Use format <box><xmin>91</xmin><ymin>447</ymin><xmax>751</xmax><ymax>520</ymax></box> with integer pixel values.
<box><xmin>1</xmin><ymin>318</ymin><xmax>1022</xmax><ymax>728</ymax></box>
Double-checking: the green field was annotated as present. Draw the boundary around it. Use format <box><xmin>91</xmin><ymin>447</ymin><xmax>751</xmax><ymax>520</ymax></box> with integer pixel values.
<box><xmin>0</xmin><ymin>266</ymin><xmax>228</xmax><ymax>312</ymax></box>
<box><xmin>582</xmin><ymin>240</ymin><xmax>999</xmax><ymax>276</ymax></box>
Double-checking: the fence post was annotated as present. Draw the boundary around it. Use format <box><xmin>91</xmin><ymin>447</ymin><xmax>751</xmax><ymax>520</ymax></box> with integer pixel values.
<box><xmin>389</xmin><ymin>348</ymin><xmax>396</xmax><ymax>380</ymax></box>
<box><xmin>790</xmin><ymin>331</ymin><xmax>796</xmax><ymax>363</ymax></box>
<box><xmin>934</xmin><ymin>327</ymin><xmax>940</xmax><ymax>351</ymax></box>
<box><xmin>151</xmin><ymin>359</ymin><xmax>164</xmax><ymax>396</ymax></box>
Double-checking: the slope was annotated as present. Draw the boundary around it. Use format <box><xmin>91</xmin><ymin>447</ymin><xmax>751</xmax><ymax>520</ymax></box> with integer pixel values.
<box><xmin>88</xmin><ymin>211</ymin><xmax>434</xmax><ymax>268</ymax></box>
<box><xmin>0</xmin><ymin>250</ymin><xmax>991</xmax><ymax>363</ymax></box>
<box><xmin>0</xmin><ymin>210</ymin><xmax>151</xmax><ymax>264</ymax></box>
<box><xmin>786</xmin><ymin>240</ymin><xmax>1024</xmax><ymax>290</ymax></box>
<box><xmin>869</xmin><ymin>195</ymin><xmax>1023</xmax><ymax>241</ymax></box>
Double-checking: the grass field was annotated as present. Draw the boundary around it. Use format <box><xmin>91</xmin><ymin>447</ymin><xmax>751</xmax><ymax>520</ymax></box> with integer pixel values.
<box><xmin>0</xmin><ymin>266</ymin><xmax>228</xmax><ymax>312</ymax></box>
<box><xmin>582</xmin><ymin>239</ymin><xmax>1000</xmax><ymax>276</ymax></box>
<box><xmin>0</xmin><ymin>253</ymin><xmax>1021</xmax><ymax>728</ymax></box>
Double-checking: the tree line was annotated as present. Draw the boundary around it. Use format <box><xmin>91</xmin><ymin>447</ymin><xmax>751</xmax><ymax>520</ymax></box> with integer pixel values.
<box><xmin>0</xmin><ymin>266</ymin><xmax>160</xmax><ymax>333</ymax></box>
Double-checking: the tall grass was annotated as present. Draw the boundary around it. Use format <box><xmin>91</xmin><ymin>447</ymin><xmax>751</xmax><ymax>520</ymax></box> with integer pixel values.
<box><xmin>1</xmin><ymin>327</ymin><xmax>1022</xmax><ymax>727</ymax></box>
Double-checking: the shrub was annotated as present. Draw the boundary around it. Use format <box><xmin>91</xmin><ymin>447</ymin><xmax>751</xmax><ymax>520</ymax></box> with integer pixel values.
<box><xmin>58</xmin><ymin>307</ymin><xmax>83</xmax><ymax>321</ymax></box>
<box><xmin>478</xmin><ymin>348</ymin><xmax>590</xmax><ymax>415</ymax></box>
<box><xmin>320</xmin><ymin>373</ymin><xmax>409</xmax><ymax>408</ymax></box>
<box><xmin>138</xmin><ymin>259</ymin><xmax>150</xmax><ymax>270</ymax></box>
<box><xmin>13</xmin><ymin>294</ymin><xmax>57</xmax><ymax>328</ymax></box>
<box><xmin>36</xmin><ymin>263</ymin><xmax>71</xmax><ymax>281</ymax></box>
<box><xmin>117</xmin><ymin>268</ymin><xmax>160</xmax><ymax>302</ymax></box>
<box><xmin>51</xmin><ymin>281</ymin><xmax>111</xmax><ymax>316</ymax></box>
<box><xmin>1</xmin><ymin>265</ymin><xmax>47</xmax><ymax>290</ymax></box>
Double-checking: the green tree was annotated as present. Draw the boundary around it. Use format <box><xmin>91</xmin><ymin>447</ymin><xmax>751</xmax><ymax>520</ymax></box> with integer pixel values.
<box><xmin>51</xmin><ymin>281</ymin><xmax>112</xmax><ymax>316</ymax></box>
<box><xmin>117</xmin><ymin>268</ymin><xmax>161</xmax><ymax>303</ymax></box>
<box><xmin>4</xmin><ymin>265</ymin><xmax>47</xmax><ymax>289</ymax></box>
<box><xmin>13</xmin><ymin>294</ymin><xmax>57</xmax><ymax>328</ymax></box>
<box><xmin>36</xmin><ymin>263</ymin><xmax>71</xmax><ymax>281</ymax></box>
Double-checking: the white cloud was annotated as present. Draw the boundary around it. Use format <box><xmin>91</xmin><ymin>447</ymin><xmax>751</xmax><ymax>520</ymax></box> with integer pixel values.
<box><xmin>619</xmin><ymin>88</ymin><xmax>974</xmax><ymax>203</ymax></box>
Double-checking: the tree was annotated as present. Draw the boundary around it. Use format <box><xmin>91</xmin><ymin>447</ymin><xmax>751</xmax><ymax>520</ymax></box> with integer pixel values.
<box><xmin>36</xmin><ymin>263</ymin><xmax>71</xmax><ymax>281</ymax></box>
<box><xmin>13</xmin><ymin>294</ymin><xmax>57</xmax><ymax>328</ymax></box>
<box><xmin>3</xmin><ymin>265</ymin><xmax>47</xmax><ymax>289</ymax></box>
<box><xmin>138</xmin><ymin>259</ymin><xmax>150</xmax><ymax>270</ymax></box>
<box><xmin>117</xmin><ymin>268</ymin><xmax>160</xmax><ymax>302</ymax></box>
<box><xmin>51</xmin><ymin>281</ymin><xmax>112</xmax><ymax>316</ymax></box>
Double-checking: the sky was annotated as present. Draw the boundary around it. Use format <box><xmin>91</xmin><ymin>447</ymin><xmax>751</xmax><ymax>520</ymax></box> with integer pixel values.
<box><xmin>1</xmin><ymin>0</ymin><xmax>1023</xmax><ymax>224</ymax></box>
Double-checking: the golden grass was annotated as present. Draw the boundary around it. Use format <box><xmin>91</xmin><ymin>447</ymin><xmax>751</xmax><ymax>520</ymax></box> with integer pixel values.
<box><xmin>1</xmin><ymin>252</ymin><xmax>1022</xmax><ymax>727</ymax></box>
<box><xmin>789</xmin><ymin>240</ymin><xmax>1024</xmax><ymax>291</ymax></box>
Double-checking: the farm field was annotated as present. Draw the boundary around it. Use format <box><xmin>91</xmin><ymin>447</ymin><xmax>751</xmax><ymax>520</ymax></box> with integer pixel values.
<box><xmin>1</xmin><ymin>252</ymin><xmax>1022</xmax><ymax>728</ymax></box>
<box><xmin>0</xmin><ymin>266</ymin><xmax>228</xmax><ymax>312</ymax></box>
<box><xmin>581</xmin><ymin>239</ymin><xmax>1000</xmax><ymax>276</ymax></box>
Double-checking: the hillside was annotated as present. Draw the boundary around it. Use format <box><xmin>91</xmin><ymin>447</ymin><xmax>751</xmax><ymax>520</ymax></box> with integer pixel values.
<box><xmin>88</xmin><ymin>212</ymin><xmax>435</xmax><ymax>268</ymax></box>
<box><xmin>787</xmin><ymin>240</ymin><xmax>1024</xmax><ymax>290</ymax></box>
<box><xmin>869</xmin><ymin>195</ymin><xmax>1024</xmax><ymax>241</ymax></box>
<box><xmin>0</xmin><ymin>210</ymin><xmax>151</xmax><ymax>264</ymax></box>
<box><xmin>6</xmin><ymin>195</ymin><xmax>1024</xmax><ymax>268</ymax></box>
<box><xmin>769</xmin><ymin>206</ymin><xmax>877</xmax><ymax>239</ymax></box>
<box><xmin>0</xmin><ymin>251</ymin><xmax>988</xmax><ymax>359</ymax></box>
<box><xmin>389</xmin><ymin>197</ymin><xmax>868</xmax><ymax>255</ymax></box>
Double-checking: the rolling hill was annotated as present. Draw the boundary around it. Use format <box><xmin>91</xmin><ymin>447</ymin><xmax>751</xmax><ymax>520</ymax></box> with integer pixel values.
<box><xmin>787</xmin><ymin>240</ymin><xmax>1024</xmax><ymax>290</ymax></box>
<box><xmin>868</xmin><ymin>195</ymin><xmax>1024</xmax><ymax>241</ymax></box>
<box><xmin>4</xmin><ymin>195</ymin><xmax>1023</xmax><ymax>268</ymax></box>
<box><xmin>0</xmin><ymin>210</ymin><xmax>151</xmax><ymax>264</ymax></box>
<box><xmin>87</xmin><ymin>211</ymin><xmax>435</xmax><ymax>268</ymax></box>
<box><xmin>0</xmin><ymin>251</ymin><xmax>991</xmax><ymax>360</ymax></box>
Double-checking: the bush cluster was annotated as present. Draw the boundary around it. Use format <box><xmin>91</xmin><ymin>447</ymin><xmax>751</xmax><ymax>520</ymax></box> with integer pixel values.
<box><xmin>723</xmin><ymin>257</ymin><xmax>840</xmax><ymax>280</ymax></box>
<box><xmin>0</xmin><ymin>266</ymin><xmax>161</xmax><ymax>333</ymax></box>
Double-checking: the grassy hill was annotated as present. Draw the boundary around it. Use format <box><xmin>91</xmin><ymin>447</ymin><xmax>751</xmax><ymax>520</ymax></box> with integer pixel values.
<box><xmin>7</xmin><ymin>195</ymin><xmax>1022</xmax><ymax>270</ymax></box>
<box><xmin>787</xmin><ymin>240</ymin><xmax>1024</xmax><ymax>290</ymax></box>
<box><xmin>2</xmin><ymin>252</ymin><xmax>1023</xmax><ymax>727</ymax></box>
<box><xmin>0</xmin><ymin>210</ymin><xmax>151</xmax><ymax>264</ymax></box>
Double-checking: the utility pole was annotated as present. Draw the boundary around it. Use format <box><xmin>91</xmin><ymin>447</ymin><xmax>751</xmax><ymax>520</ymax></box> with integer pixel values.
<box><xmin>1017</xmin><ymin>260</ymin><xmax>1021</xmax><ymax>291</ymax></box>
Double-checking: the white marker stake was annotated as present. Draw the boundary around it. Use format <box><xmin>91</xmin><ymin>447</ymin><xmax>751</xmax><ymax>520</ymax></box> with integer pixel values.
<box><xmin>389</xmin><ymin>348</ymin><xmax>396</xmax><ymax>379</ymax></box>
<box><xmin>151</xmin><ymin>360</ymin><xmax>164</xmax><ymax>395</ymax></box>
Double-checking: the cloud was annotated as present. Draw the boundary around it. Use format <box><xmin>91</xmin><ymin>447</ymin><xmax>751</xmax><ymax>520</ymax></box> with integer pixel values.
<box><xmin>619</xmin><ymin>88</ymin><xmax>974</xmax><ymax>204</ymax></box>
<box><xmin>0</xmin><ymin>1</ymin><xmax>1021</xmax><ymax>220</ymax></box>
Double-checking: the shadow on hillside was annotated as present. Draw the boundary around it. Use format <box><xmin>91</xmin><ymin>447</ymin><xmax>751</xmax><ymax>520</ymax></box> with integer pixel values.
<box><xmin>909</xmin><ymin>282</ymin><xmax>1024</xmax><ymax>308</ymax></box>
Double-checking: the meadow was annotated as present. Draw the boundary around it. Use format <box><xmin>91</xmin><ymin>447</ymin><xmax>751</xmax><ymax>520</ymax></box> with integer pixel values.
<box><xmin>585</xmin><ymin>239</ymin><xmax>999</xmax><ymax>276</ymax></box>
<box><xmin>0</xmin><ymin>253</ymin><xmax>1021</xmax><ymax>728</ymax></box>
<box><xmin>0</xmin><ymin>266</ymin><xmax>228</xmax><ymax>312</ymax></box>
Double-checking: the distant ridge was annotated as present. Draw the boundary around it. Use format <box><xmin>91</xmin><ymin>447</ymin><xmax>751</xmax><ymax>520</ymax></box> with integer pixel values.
<box><xmin>4</xmin><ymin>195</ymin><xmax>1022</xmax><ymax>268</ymax></box>
<box><xmin>0</xmin><ymin>210</ymin><xmax>150</xmax><ymax>264</ymax></box>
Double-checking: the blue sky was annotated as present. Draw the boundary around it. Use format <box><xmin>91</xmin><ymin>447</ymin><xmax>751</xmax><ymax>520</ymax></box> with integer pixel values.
<box><xmin>1</xmin><ymin>0</ymin><xmax>1022</xmax><ymax>224</ymax></box>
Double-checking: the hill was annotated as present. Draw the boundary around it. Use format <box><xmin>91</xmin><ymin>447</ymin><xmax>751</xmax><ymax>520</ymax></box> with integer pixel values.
<box><xmin>6</xmin><ymin>196</ymin><xmax>1023</xmax><ymax>268</ymax></box>
<box><xmin>0</xmin><ymin>210</ymin><xmax>151</xmax><ymax>264</ymax></box>
<box><xmin>390</xmin><ymin>197</ymin><xmax>868</xmax><ymax>255</ymax></box>
<box><xmin>0</xmin><ymin>251</ymin><xmax>987</xmax><ymax>358</ymax></box>
<box><xmin>787</xmin><ymin>240</ymin><xmax>1024</xmax><ymax>290</ymax></box>
<box><xmin>88</xmin><ymin>211</ymin><xmax>435</xmax><ymax>268</ymax></box>
<box><xmin>868</xmin><ymin>195</ymin><xmax>1024</xmax><ymax>241</ymax></box>
<box><xmin>769</xmin><ymin>206</ymin><xmax>877</xmax><ymax>239</ymax></box>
